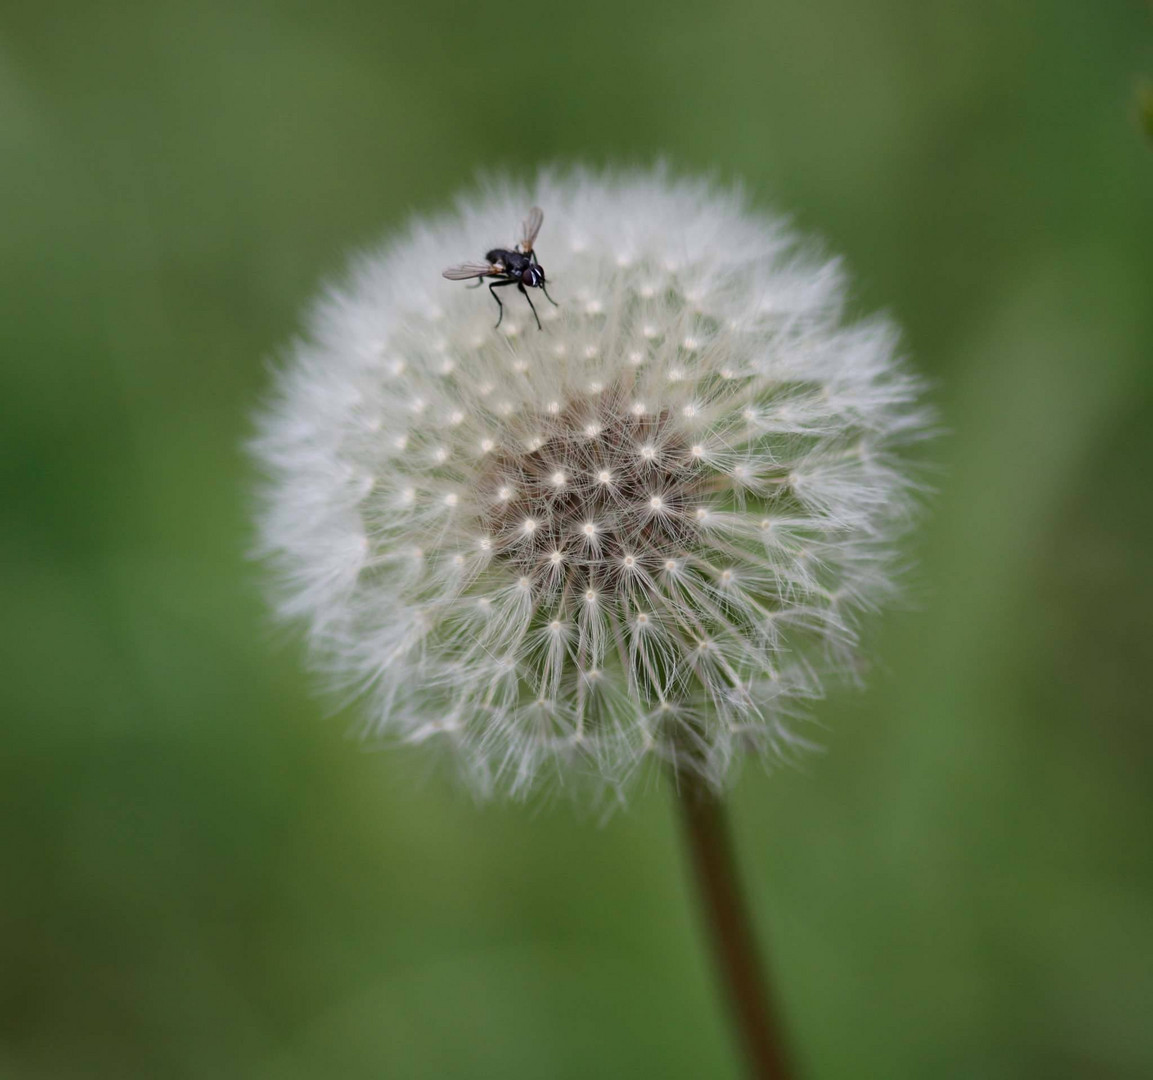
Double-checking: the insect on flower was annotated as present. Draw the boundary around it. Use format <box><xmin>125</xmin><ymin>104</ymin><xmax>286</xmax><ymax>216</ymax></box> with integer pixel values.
<box><xmin>253</xmin><ymin>170</ymin><xmax>933</xmax><ymax>800</ymax></box>
<box><xmin>442</xmin><ymin>205</ymin><xmax>559</xmax><ymax>330</ymax></box>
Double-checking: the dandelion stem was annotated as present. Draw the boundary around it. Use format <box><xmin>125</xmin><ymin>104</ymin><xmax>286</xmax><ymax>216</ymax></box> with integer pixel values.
<box><xmin>675</xmin><ymin>769</ymin><xmax>794</xmax><ymax>1080</ymax></box>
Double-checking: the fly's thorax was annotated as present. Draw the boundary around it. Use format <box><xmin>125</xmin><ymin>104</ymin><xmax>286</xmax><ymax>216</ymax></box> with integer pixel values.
<box><xmin>486</xmin><ymin>248</ymin><xmax>530</xmax><ymax>271</ymax></box>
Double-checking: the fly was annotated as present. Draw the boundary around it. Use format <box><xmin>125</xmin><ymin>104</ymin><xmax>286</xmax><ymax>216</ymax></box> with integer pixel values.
<box><xmin>442</xmin><ymin>206</ymin><xmax>559</xmax><ymax>330</ymax></box>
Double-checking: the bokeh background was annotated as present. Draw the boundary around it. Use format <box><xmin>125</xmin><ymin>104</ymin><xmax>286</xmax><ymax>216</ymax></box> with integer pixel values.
<box><xmin>3</xmin><ymin>2</ymin><xmax>1152</xmax><ymax>1077</ymax></box>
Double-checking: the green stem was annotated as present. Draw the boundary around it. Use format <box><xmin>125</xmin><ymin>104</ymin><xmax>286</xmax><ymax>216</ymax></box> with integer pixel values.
<box><xmin>675</xmin><ymin>768</ymin><xmax>795</xmax><ymax>1080</ymax></box>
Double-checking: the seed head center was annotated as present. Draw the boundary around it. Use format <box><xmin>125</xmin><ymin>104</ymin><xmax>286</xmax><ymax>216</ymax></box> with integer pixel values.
<box><xmin>477</xmin><ymin>389</ymin><xmax>706</xmax><ymax>591</ymax></box>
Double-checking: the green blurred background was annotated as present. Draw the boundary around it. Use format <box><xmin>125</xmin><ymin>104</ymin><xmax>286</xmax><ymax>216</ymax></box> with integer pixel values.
<box><xmin>3</xmin><ymin>2</ymin><xmax>1152</xmax><ymax>1077</ymax></box>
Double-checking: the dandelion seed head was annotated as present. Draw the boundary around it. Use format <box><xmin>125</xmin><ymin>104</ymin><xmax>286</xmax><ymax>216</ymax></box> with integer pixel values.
<box><xmin>251</xmin><ymin>168</ymin><xmax>932</xmax><ymax>799</ymax></box>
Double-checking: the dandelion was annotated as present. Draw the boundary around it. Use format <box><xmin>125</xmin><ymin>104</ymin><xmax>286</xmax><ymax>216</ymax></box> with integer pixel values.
<box><xmin>251</xmin><ymin>168</ymin><xmax>932</xmax><ymax>1079</ymax></box>
<box><xmin>252</xmin><ymin>168</ymin><xmax>930</xmax><ymax>798</ymax></box>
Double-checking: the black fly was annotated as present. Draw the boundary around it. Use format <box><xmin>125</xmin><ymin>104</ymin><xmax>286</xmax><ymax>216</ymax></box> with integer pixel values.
<box><xmin>442</xmin><ymin>206</ymin><xmax>559</xmax><ymax>330</ymax></box>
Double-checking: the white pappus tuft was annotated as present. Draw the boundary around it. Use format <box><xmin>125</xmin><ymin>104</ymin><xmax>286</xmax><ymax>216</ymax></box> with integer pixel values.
<box><xmin>251</xmin><ymin>168</ymin><xmax>933</xmax><ymax>799</ymax></box>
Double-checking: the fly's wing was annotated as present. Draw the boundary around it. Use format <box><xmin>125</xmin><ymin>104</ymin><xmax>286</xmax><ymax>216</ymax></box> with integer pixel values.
<box><xmin>442</xmin><ymin>262</ymin><xmax>498</xmax><ymax>280</ymax></box>
<box><xmin>520</xmin><ymin>207</ymin><xmax>544</xmax><ymax>253</ymax></box>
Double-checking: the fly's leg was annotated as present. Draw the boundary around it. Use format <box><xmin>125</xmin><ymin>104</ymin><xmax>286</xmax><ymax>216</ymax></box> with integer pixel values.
<box><xmin>519</xmin><ymin>283</ymin><xmax>543</xmax><ymax>331</ymax></box>
<box><xmin>540</xmin><ymin>282</ymin><xmax>559</xmax><ymax>308</ymax></box>
<box><xmin>489</xmin><ymin>279</ymin><xmax>517</xmax><ymax>328</ymax></box>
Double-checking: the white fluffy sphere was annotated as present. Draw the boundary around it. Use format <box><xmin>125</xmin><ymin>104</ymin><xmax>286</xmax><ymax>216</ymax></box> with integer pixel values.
<box><xmin>252</xmin><ymin>169</ymin><xmax>931</xmax><ymax>798</ymax></box>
